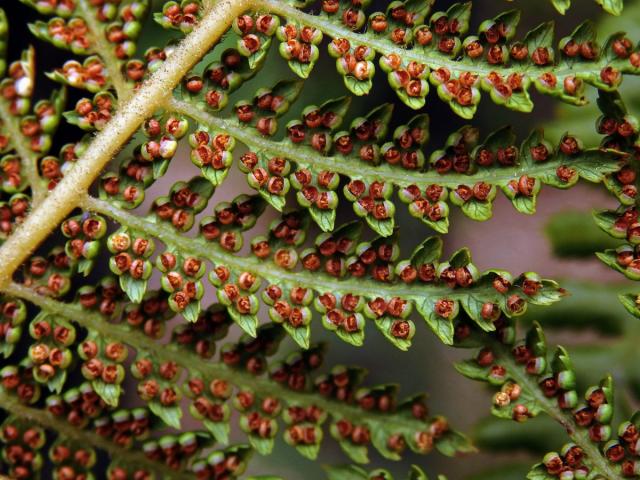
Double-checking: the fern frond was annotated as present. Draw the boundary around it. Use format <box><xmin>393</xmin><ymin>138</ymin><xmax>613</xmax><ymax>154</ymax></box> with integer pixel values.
<box><xmin>3</xmin><ymin>281</ymin><xmax>474</xmax><ymax>467</ymax></box>
<box><xmin>0</xmin><ymin>40</ymin><xmax>65</xmax><ymax>206</ymax></box>
<box><xmin>200</xmin><ymin>1</ymin><xmax>640</xmax><ymax>117</ymax></box>
<box><xmin>0</xmin><ymin>0</ymin><xmax>633</xmax><ymax>279</ymax></box>
<box><xmin>0</xmin><ymin>398</ymin><xmax>252</xmax><ymax>479</ymax></box>
<box><xmin>566</xmin><ymin>92</ymin><xmax>640</xmax><ymax>326</ymax></box>
<box><xmin>81</xmin><ymin>196</ymin><xmax>565</xmax><ymax>349</ymax></box>
<box><xmin>29</xmin><ymin>1</ymin><xmax>640</xmax><ymax>117</ymax></box>
<box><xmin>22</xmin><ymin>0</ymin><xmax>147</xmax><ymax>95</ymax></box>
<box><xmin>454</xmin><ymin>318</ymin><xmax>625</xmax><ymax>479</ymax></box>
<box><xmin>169</xmin><ymin>96</ymin><xmax>622</xmax><ymax>235</ymax></box>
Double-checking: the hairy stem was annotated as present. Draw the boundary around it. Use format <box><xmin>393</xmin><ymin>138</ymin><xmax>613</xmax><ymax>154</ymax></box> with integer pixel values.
<box><xmin>492</xmin><ymin>340</ymin><xmax>622</xmax><ymax>479</ymax></box>
<box><xmin>0</xmin><ymin>391</ymin><xmax>196</xmax><ymax>480</ymax></box>
<box><xmin>5</xmin><ymin>281</ymin><xmax>432</xmax><ymax>433</ymax></box>
<box><xmin>0</xmin><ymin>98</ymin><xmax>45</xmax><ymax>206</ymax></box>
<box><xmin>0</xmin><ymin>0</ymin><xmax>251</xmax><ymax>289</ymax></box>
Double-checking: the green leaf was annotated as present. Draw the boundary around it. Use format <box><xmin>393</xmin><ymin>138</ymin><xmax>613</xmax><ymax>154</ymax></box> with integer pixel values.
<box><xmin>408</xmin><ymin>465</ymin><xmax>429</xmax><ymax>480</ymax></box>
<box><xmin>454</xmin><ymin>359</ymin><xmax>489</xmax><ymax>381</ymax></box>
<box><xmin>574</xmin><ymin>150</ymin><xmax>624</xmax><ymax>183</ymax></box>
<box><xmin>47</xmin><ymin>371</ymin><xmax>67</xmax><ymax>394</ymax></box>
<box><xmin>526</xmin><ymin>279</ymin><xmax>566</xmax><ymax>306</ymax></box>
<box><xmin>446</xmin><ymin>2</ymin><xmax>472</xmax><ymax>34</ymax></box>
<box><xmin>619</xmin><ymin>293</ymin><xmax>640</xmax><ymax>318</ymax></box>
<box><xmin>410</xmin><ymin>236</ymin><xmax>443</xmax><ymax>265</ymax></box>
<box><xmin>504</xmin><ymin>91</ymin><xmax>534</xmax><ymax>113</ymax></box>
<box><xmin>188</xmin><ymin>177</ymin><xmax>216</xmax><ymax>205</ymax></box>
<box><xmin>365</xmin><ymin>216</ymin><xmax>394</xmax><ymax>238</ymax></box>
<box><xmin>0</xmin><ymin>343</ymin><xmax>15</xmax><ymax>358</ymax></box>
<box><xmin>416</xmin><ymin>297</ymin><xmax>456</xmax><ymax>345</ymax></box>
<box><xmin>596</xmin><ymin>0</ymin><xmax>623</xmax><ymax>15</ymax></box>
<box><xmin>449</xmin><ymin>248</ymin><xmax>472</xmax><ymax>268</ymax></box>
<box><xmin>550</xmin><ymin>0</ymin><xmax>571</xmax><ymax>14</ymax></box>
<box><xmin>527</xmin><ymin>464</ymin><xmax>555</xmax><ymax>480</ymax></box>
<box><xmin>152</xmin><ymin>158</ymin><xmax>170</xmax><ymax>180</ymax></box>
<box><xmin>596</xmin><ymin>250</ymin><xmax>625</xmax><ymax>274</ymax></box>
<box><xmin>204</xmin><ymin>419</ymin><xmax>230</xmax><ymax>445</ymax></box>
<box><xmin>310</xmin><ymin>206</ymin><xmax>335</xmax><ymax>233</ymax></box>
<box><xmin>120</xmin><ymin>275</ymin><xmax>148</xmax><ymax>304</ymax></box>
<box><xmin>373</xmin><ymin>316</ymin><xmax>414</xmax><ymax>351</ymax></box>
<box><xmin>228</xmin><ymin>309</ymin><xmax>258</xmax><ymax>337</ymax></box>
<box><xmin>248</xmin><ymin>48</ymin><xmax>270</xmax><ymax>70</ymax></box>
<box><xmin>368</xmin><ymin>422</ymin><xmax>403</xmax><ymax>461</ymax></box>
<box><xmin>593</xmin><ymin>210</ymin><xmax>625</xmax><ymax>238</ymax></box>
<box><xmin>510</xmin><ymin>194</ymin><xmax>537</xmax><ymax>215</ymax></box>
<box><xmin>92</xmin><ymin>381</ymin><xmax>121</xmax><ymax>407</ymax></box>
<box><xmin>77</xmin><ymin>258</ymin><xmax>94</xmax><ymax>276</ymax></box>
<box><xmin>338</xmin><ymin>440</ymin><xmax>369</xmax><ymax>464</ymax></box>
<box><xmin>283</xmin><ymin>323</ymin><xmax>310</xmax><ymax>349</ymax></box>
<box><xmin>271</xmin><ymin>80</ymin><xmax>305</xmax><ymax>106</ymax></box>
<box><xmin>296</xmin><ymin>444</ymin><xmax>320</xmax><ymax>460</ymax></box>
<box><xmin>460</xmin><ymin>295</ymin><xmax>496</xmax><ymax>332</ymax></box>
<box><xmin>260</xmin><ymin>190</ymin><xmax>287</xmax><ymax>212</ymax></box>
<box><xmin>249</xmin><ymin>435</ymin><xmax>275</xmax><ymax>455</ymax></box>
<box><xmin>449</xmin><ymin>101</ymin><xmax>476</xmax><ymax>120</ymax></box>
<box><xmin>397</xmin><ymin>90</ymin><xmax>427</xmax><ymax>111</ymax></box>
<box><xmin>461</xmin><ymin>199</ymin><xmax>493</xmax><ymax>221</ymax></box>
<box><xmin>202</xmin><ymin>165</ymin><xmax>230</xmax><ymax>186</ymax></box>
<box><xmin>289</xmin><ymin>61</ymin><xmax>315</xmax><ymax>79</ymax></box>
<box><xmin>150</xmin><ymin>402</ymin><xmax>182</xmax><ymax>429</ymax></box>
<box><xmin>344</xmin><ymin>76</ymin><xmax>372</xmax><ymax>96</ymax></box>
<box><xmin>182</xmin><ymin>301</ymin><xmax>201</xmax><ymax>323</ymax></box>
<box><xmin>335</xmin><ymin>327</ymin><xmax>365</xmax><ymax>347</ymax></box>
<box><xmin>525</xmin><ymin>22</ymin><xmax>554</xmax><ymax>53</ymax></box>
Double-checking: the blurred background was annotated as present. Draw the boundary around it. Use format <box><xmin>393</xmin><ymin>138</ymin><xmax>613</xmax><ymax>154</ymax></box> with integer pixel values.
<box><xmin>3</xmin><ymin>0</ymin><xmax>640</xmax><ymax>478</ymax></box>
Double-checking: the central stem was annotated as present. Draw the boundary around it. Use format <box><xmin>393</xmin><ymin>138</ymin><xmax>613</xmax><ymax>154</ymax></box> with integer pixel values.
<box><xmin>0</xmin><ymin>0</ymin><xmax>252</xmax><ymax>289</ymax></box>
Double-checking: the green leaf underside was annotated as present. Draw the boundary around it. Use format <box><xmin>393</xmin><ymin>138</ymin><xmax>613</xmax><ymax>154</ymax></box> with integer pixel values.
<box><xmin>174</xmin><ymin>102</ymin><xmax>622</xmax><ymax>236</ymax></box>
